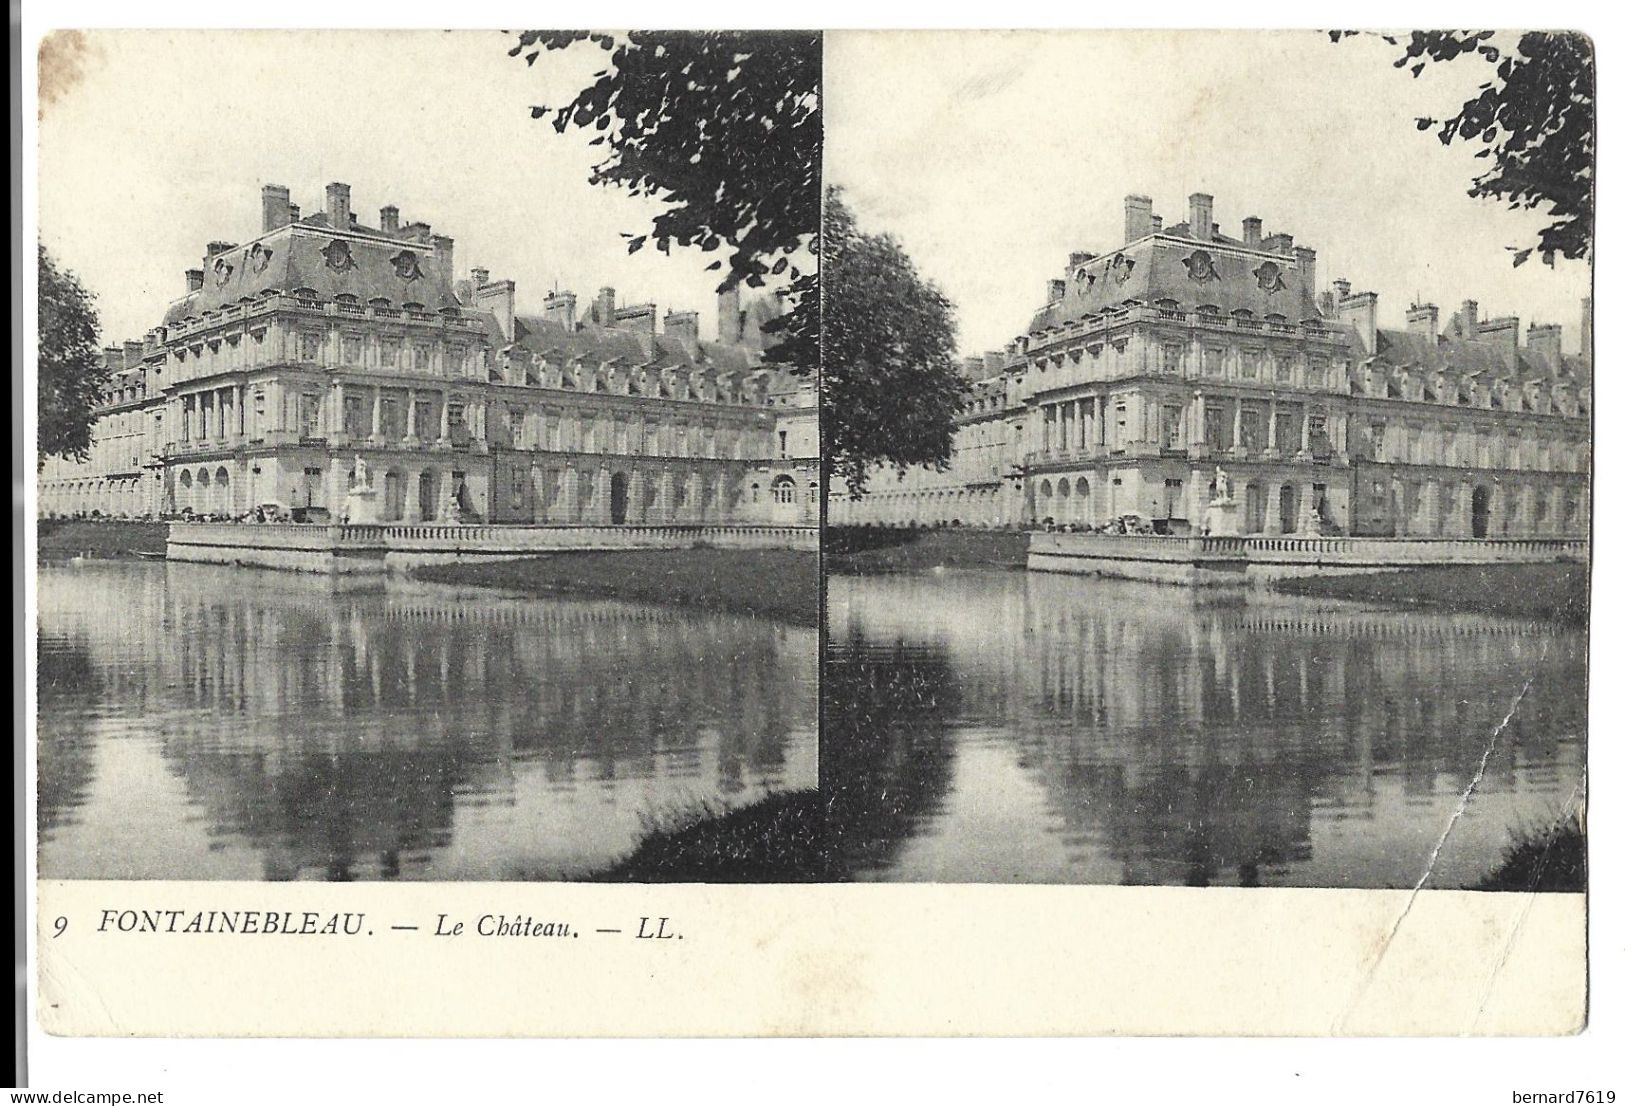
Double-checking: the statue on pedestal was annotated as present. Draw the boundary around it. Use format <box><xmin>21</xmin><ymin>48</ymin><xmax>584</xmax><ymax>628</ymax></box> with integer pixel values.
<box><xmin>1204</xmin><ymin>466</ymin><xmax>1241</xmax><ymax>536</ymax></box>
<box><xmin>343</xmin><ymin>453</ymin><xmax>381</xmax><ymax>525</ymax></box>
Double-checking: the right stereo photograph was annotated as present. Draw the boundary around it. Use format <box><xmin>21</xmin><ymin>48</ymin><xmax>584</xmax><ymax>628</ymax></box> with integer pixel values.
<box><xmin>819</xmin><ymin>29</ymin><xmax>1591</xmax><ymax>892</ymax></box>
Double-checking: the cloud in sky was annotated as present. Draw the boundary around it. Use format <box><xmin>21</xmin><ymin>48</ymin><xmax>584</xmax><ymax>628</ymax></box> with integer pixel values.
<box><xmin>825</xmin><ymin>30</ymin><xmax>1590</xmax><ymax>359</ymax></box>
<box><xmin>38</xmin><ymin>30</ymin><xmax>760</xmax><ymax>344</ymax></box>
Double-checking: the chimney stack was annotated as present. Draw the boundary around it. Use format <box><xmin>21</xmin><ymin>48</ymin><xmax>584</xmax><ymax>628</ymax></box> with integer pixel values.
<box><xmin>1150</xmin><ymin>214</ymin><xmax>1163</xmax><ymax>234</ymax></box>
<box><xmin>1332</xmin><ymin>278</ymin><xmax>1351</xmax><ymax>303</ymax></box>
<box><xmin>614</xmin><ymin>303</ymin><xmax>657</xmax><ymax>337</ymax></box>
<box><xmin>206</xmin><ymin>241</ymin><xmax>236</xmax><ymax>258</ymax></box>
<box><xmin>1068</xmin><ymin>250</ymin><xmax>1095</xmax><ymax>270</ymax></box>
<box><xmin>1047</xmin><ymin>278</ymin><xmax>1066</xmax><ymax>303</ymax></box>
<box><xmin>1124</xmin><ymin>194</ymin><xmax>1153</xmax><ymax>244</ymax></box>
<box><xmin>1189</xmin><ymin>193</ymin><xmax>1214</xmax><ymax>241</ymax></box>
<box><xmin>261</xmin><ymin>184</ymin><xmax>291</xmax><ymax>232</ymax></box>
<box><xmin>1264</xmin><ymin>232</ymin><xmax>1294</xmax><ymax>253</ymax></box>
<box><xmin>470</xmin><ymin>267</ymin><xmax>490</xmax><ymax>289</ymax></box>
<box><xmin>432</xmin><ymin>235</ymin><xmax>454</xmax><ymax>282</ymax></box>
<box><xmin>287</xmin><ymin>202</ymin><xmax>301</xmax><ymax>224</ymax></box>
<box><xmin>718</xmin><ymin>286</ymin><xmax>743</xmax><ymax>344</ymax></box>
<box><xmin>474</xmin><ymin>279</ymin><xmax>516</xmax><ymax>340</ymax></box>
<box><xmin>380</xmin><ymin>205</ymin><xmax>400</xmax><ymax>234</ymax></box>
<box><xmin>185</xmin><ymin>269</ymin><xmax>204</xmax><ymax>292</ymax></box>
<box><xmin>1479</xmin><ymin>315</ymin><xmax>1520</xmax><ymax>363</ymax></box>
<box><xmin>1242</xmin><ymin>216</ymin><xmax>1262</xmax><ymax>249</ymax></box>
<box><xmin>1527</xmin><ymin>323</ymin><xmax>1563</xmax><ymax>364</ymax></box>
<box><xmin>1293</xmin><ymin>246</ymin><xmax>1317</xmax><ymax>313</ymax></box>
<box><xmin>1336</xmin><ymin>289</ymin><xmax>1378</xmax><ymax>351</ymax></box>
<box><xmin>325</xmin><ymin>182</ymin><xmax>351</xmax><ymax>229</ymax></box>
<box><xmin>124</xmin><ymin>340</ymin><xmax>145</xmax><ymax>365</ymax></box>
<box><xmin>664</xmin><ymin>309</ymin><xmax>700</xmax><ymax>350</ymax></box>
<box><xmin>543</xmin><ymin>290</ymin><xmax>578</xmax><ymax>329</ymax></box>
<box><xmin>1406</xmin><ymin>303</ymin><xmax>1439</xmax><ymax>347</ymax></box>
<box><xmin>1457</xmin><ymin>299</ymin><xmax>1479</xmax><ymax>339</ymax></box>
<box><xmin>594</xmin><ymin>287</ymin><xmax>617</xmax><ymax>327</ymax></box>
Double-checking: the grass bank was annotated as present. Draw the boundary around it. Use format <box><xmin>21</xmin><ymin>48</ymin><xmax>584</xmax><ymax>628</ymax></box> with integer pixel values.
<box><xmin>37</xmin><ymin>519</ymin><xmax>167</xmax><ymax>561</ymax></box>
<box><xmin>1274</xmin><ymin>562</ymin><xmax>1588</xmax><ymax>625</ymax></box>
<box><xmin>1474</xmin><ymin>809</ymin><xmax>1586</xmax><ymax>893</ymax></box>
<box><xmin>594</xmin><ymin>790</ymin><xmax>824</xmax><ymax>882</ymax></box>
<box><xmin>416</xmin><ymin>547</ymin><xmax>818</xmax><ymax>627</ymax></box>
<box><xmin>825</xmin><ymin>526</ymin><xmax>1028</xmax><ymax>574</ymax></box>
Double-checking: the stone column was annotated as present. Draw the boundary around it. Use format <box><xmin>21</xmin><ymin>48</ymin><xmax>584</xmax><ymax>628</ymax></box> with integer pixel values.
<box><xmin>1299</xmin><ymin>411</ymin><xmax>1311</xmax><ymax>455</ymax></box>
<box><xmin>1231</xmin><ymin>401</ymin><xmax>1242</xmax><ymax>457</ymax></box>
<box><xmin>438</xmin><ymin>392</ymin><xmax>451</xmax><ymax>443</ymax></box>
<box><xmin>658</xmin><ymin>468</ymin><xmax>674</xmax><ymax>523</ymax></box>
<box><xmin>405</xmin><ymin>389</ymin><xmax>417</xmax><ymax>441</ymax></box>
<box><xmin>370</xmin><ymin>387</ymin><xmax>383</xmax><ymax>442</ymax></box>
<box><xmin>556</xmin><ymin>464</ymin><xmax>574</xmax><ymax>521</ymax></box>
<box><xmin>629</xmin><ymin>469</ymin><xmax>647</xmax><ymax>523</ymax></box>
<box><xmin>404</xmin><ymin>472</ymin><xmax>422</xmax><ymax>522</ymax></box>
<box><xmin>1267</xmin><ymin>399</ymin><xmax>1278</xmax><ymax>454</ymax></box>
<box><xmin>1192</xmin><ymin>393</ymin><xmax>1206</xmax><ymax>455</ymax></box>
<box><xmin>594</xmin><ymin>467</ymin><xmax>611</xmax><ymax>524</ymax></box>
<box><xmin>1264</xmin><ymin>483</ymin><xmax>1282</xmax><ymax>534</ymax></box>
<box><xmin>236</xmin><ymin>384</ymin><xmax>246</xmax><ymax>438</ymax></box>
<box><xmin>1298</xmin><ymin>483</ymin><xmax>1321</xmax><ymax>534</ymax></box>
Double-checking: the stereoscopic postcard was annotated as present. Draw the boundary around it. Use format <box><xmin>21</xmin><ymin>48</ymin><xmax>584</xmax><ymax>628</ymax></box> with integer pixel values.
<box><xmin>27</xmin><ymin>24</ymin><xmax>1590</xmax><ymax>1042</ymax></box>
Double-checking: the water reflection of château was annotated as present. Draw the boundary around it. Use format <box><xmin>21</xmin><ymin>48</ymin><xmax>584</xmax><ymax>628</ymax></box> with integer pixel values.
<box><xmin>37</xmin><ymin>563</ymin><xmax>814</xmax><ymax>880</ymax></box>
<box><xmin>827</xmin><ymin>573</ymin><xmax>1583</xmax><ymax>886</ymax></box>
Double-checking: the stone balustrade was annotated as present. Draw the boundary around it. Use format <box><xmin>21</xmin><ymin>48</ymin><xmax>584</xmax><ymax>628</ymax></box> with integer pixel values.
<box><xmin>167</xmin><ymin>520</ymin><xmax>817</xmax><ymax>574</ymax></box>
<box><xmin>1028</xmin><ymin>530</ymin><xmax>1587</xmax><ymax>586</ymax></box>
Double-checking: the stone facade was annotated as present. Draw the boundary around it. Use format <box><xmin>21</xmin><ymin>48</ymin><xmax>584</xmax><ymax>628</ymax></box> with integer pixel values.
<box><xmin>38</xmin><ymin>181</ymin><xmax>817</xmax><ymax>528</ymax></box>
<box><xmin>830</xmin><ymin>192</ymin><xmax>1591</xmax><ymax>539</ymax></box>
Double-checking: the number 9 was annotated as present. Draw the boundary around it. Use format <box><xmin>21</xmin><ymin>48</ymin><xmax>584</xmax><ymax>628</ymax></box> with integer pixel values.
<box><xmin>50</xmin><ymin>916</ymin><xmax>67</xmax><ymax>938</ymax></box>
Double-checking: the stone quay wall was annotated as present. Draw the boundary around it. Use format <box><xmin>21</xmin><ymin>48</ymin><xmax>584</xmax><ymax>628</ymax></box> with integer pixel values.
<box><xmin>167</xmin><ymin>521</ymin><xmax>817</xmax><ymax>575</ymax></box>
<box><xmin>1028</xmin><ymin>531</ymin><xmax>1588</xmax><ymax>587</ymax></box>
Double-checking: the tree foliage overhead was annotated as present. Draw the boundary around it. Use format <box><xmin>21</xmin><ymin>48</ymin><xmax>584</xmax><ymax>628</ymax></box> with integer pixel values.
<box><xmin>508</xmin><ymin>30</ymin><xmax>820</xmax><ymax>295</ymax></box>
<box><xmin>1330</xmin><ymin>30</ymin><xmax>1594</xmax><ymax>266</ymax></box>
<box><xmin>38</xmin><ymin>244</ymin><xmax>106</xmax><ymax>468</ymax></box>
<box><xmin>822</xmin><ymin>188</ymin><xmax>968</xmax><ymax>498</ymax></box>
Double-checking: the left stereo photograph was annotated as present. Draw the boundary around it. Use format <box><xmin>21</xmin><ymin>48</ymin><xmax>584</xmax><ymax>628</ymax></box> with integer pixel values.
<box><xmin>34</xmin><ymin>29</ymin><xmax>823</xmax><ymax>884</ymax></box>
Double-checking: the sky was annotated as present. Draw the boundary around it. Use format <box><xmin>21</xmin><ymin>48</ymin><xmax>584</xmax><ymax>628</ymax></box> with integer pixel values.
<box><xmin>825</xmin><ymin>30</ymin><xmax>1592</xmax><ymax>358</ymax></box>
<box><xmin>37</xmin><ymin>29</ymin><xmax>773</xmax><ymax>345</ymax></box>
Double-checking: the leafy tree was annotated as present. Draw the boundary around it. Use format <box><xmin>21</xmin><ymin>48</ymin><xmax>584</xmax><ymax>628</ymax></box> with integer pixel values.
<box><xmin>821</xmin><ymin>188</ymin><xmax>967</xmax><ymax>498</ymax></box>
<box><xmin>508</xmin><ymin>30</ymin><xmax>820</xmax><ymax>295</ymax></box>
<box><xmin>37</xmin><ymin>244</ymin><xmax>105</xmax><ymax>467</ymax></box>
<box><xmin>1330</xmin><ymin>30</ymin><xmax>1594</xmax><ymax>266</ymax></box>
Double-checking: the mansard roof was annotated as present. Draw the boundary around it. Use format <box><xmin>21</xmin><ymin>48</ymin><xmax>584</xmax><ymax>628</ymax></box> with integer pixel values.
<box><xmin>1026</xmin><ymin>235</ymin><xmax>1321</xmax><ymax>334</ymax></box>
<box><xmin>161</xmin><ymin>225</ymin><xmax>460</xmax><ymax>327</ymax></box>
<box><xmin>1358</xmin><ymin>327</ymin><xmax>1587</xmax><ymax>383</ymax></box>
<box><xmin>509</xmin><ymin>315</ymin><xmax>760</xmax><ymax>374</ymax></box>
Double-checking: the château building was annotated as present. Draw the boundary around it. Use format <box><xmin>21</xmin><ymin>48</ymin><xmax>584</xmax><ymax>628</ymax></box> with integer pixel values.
<box><xmin>38</xmin><ymin>181</ymin><xmax>817</xmax><ymax>527</ymax></box>
<box><xmin>830</xmin><ymin>192</ymin><xmax>1591</xmax><ymax>539</ymax></box>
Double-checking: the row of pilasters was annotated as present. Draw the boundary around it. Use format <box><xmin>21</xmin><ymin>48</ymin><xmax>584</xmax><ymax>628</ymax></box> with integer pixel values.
<box><xmin>514</xmin><ymin>461</ymin><xmax>750</xmax><ymax>525</ymax></box>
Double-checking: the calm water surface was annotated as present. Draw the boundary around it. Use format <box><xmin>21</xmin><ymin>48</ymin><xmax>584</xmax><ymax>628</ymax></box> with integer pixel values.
<box><xmin>826</xmin><ymin>571</ymin><xmax>1584</xmax><ymax>888</ymax></box>
<box><xmin>39</xmin><ymin>562</ymin><xmax>816</xmax><ymax>880</ymax></box>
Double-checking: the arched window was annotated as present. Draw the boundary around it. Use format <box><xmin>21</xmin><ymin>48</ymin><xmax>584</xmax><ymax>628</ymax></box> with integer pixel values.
<box><xmin>772</xmin><ymin>476</ymin><xmax>797</xmax><ymax>505</ymax></box>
